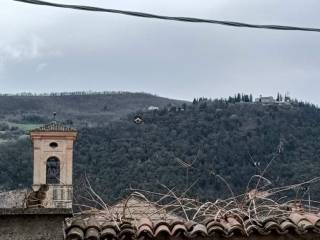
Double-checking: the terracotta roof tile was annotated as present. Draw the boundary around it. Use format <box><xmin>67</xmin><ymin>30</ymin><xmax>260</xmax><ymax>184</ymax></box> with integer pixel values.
<box><xmin>225</xmin><ymin>217</ymin><xmax>245</xmax><ymax>236</ymax></box>
<box><xmin>170</xmin><ymin>222</ymin><xmax>187</xmax><ymax>236</ymax></box>
<box><xmin>101</xmin><ymin>223</ymin><xmax>117</xmax><ymax>239</ymax></box>
<box><xmin>279</xmin><ymin>219</ymin><xmax>297</xmax><ymax>232</ymax></box>
<box><xmin>65</xmin><ymin>199</ymin><xmax>320</xmax><ymax>240</ymax></box>
<box><xmin>264</xmin><ymin>221</ymin><xmax>283</xmax><ymax>235</ymax></box>
<box><xmin>137</xmin><ymin>217</ymin><xmax>153</xmax><ymax>230</ymax></box>
<box><xmin>118</xmin><ymin>222</ymin><xmax>136</xmax><ymax>239</ymax></box>
<box><xmin>65</xmin><ymin>213</ymin><xmax>320</xmax><ymax>240</ymax></box>
<box><xmin>154</xmin><ymin>224</ymin><xmax>171</xmax><ymax>237</ymax></box>
<box><xmin>137</xmin><ymin>225</ymin><xmax>153</xmax><ymax>238</ymax></box>
<box><xmin>189</xmin><ymin>223</ymin><xmax>207</xmax><ymax>237</ymax></box>
<box><xmin>87</xmin><ymin>217</ymin><xmax>101</xmax><ymax>231</ymax></box>
<box><xmin>206</xmin><ymin>219</ymin><xmax>228</xmax><ymax>235</ymax></box>
<box><xmin>303</xmin><ymin>213</ymin><xmax>320</xmax><ymax>226</ymax></box>
<box><xmin>66</xmin><ymin>226</ymin><xmax>84</xmax><ymax>240</ymax></box>
<box><xmin>85</xmin><ymin>227</ymin><xmax>100</xmax><ymax>240</ymax></box>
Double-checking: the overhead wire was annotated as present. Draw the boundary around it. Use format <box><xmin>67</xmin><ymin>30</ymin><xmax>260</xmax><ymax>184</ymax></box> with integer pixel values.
<box><xmin>13</xmin><ymin>0</ymin><xmax>320</xmax><ymax>33</ymax></box>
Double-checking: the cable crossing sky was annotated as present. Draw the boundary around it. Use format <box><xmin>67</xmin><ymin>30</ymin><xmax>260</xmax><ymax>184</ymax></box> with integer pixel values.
<box><xmin>14</xmin><ymin>0</ymin><xmax>320</xmax><ymax>33</ymax></box>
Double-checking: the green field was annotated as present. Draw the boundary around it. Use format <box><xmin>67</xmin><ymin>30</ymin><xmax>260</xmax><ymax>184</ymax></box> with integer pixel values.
<box><xmin>7</xmin><ymin>122</ymin><xmax>41</xmax><ymax>131</ymax></box>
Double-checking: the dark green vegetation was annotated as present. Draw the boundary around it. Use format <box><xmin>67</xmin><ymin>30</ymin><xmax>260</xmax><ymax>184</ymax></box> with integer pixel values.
<box><xmin>0</xmin><ymin>92</ymin><xmax>183</xmax><ymax>126</ymax></box>
<box><xmin>0</xmin><ymin>93</ymin><xmax>319</xmax><ymax>203</ymax></box>
<box><xmin>0</xmin><ymin>92</ymin><xmax>184</xmax><ymax>142</ymax></box>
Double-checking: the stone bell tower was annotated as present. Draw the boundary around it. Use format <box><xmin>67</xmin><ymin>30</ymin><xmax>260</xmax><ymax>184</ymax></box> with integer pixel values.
<box><xmin>30</xmin><ymin>120</ymin><xmax>77</xmax><ymax>208</ymax></box>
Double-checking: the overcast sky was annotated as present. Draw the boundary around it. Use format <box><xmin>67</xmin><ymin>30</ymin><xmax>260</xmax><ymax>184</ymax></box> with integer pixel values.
<box><xmin>1</xmin><ymin>0</ymin><xmax>320</xmax><ymax>102</ymax></box>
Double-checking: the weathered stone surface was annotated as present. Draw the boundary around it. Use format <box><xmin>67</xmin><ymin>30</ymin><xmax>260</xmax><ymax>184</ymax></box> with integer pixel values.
<box><xmin>0</xmin><ymin>189</ymin><xmax>28</xmax><ymax>208</ymax></box>
<box><xmin>0</xmin><ymin>209</ymin><xmax>72</xmax><ymax>240</ymax></box>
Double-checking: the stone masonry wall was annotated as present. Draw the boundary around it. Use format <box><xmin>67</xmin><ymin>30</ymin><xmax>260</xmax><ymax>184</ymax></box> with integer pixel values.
<box><xmin>0</xmin><ymin>209</ymin><xmax>72</xmax><ymax>240</ymax></box>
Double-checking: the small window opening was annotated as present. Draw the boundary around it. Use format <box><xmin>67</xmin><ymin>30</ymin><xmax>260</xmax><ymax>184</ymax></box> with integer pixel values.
<box><xmin>49</xmin><ymin>142</ymin><xmax>58</xmax><ymax>148</ymax></box>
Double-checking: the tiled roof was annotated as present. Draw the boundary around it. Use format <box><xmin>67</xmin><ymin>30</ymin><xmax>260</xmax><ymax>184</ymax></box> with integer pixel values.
<box><xmin>30</xmin><ymin>121</ymin><xmax>76</xmax><ymax>132</ymax></box>
<box><xmin>65</xmin><ymin>199</ymin><xmax>320</xmax><ymax>240</ymax></box>
<box><xmin>106</xmin><ymin>197</ymin><xmax>180</xmax><ymax>222</ymax></box>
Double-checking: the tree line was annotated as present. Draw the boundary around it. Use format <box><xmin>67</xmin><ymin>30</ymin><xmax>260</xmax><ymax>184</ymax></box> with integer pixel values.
<box><xmin>0</xmin><ymin>91</ymin><xmax>157</xmax><ymax>97</ymax></box>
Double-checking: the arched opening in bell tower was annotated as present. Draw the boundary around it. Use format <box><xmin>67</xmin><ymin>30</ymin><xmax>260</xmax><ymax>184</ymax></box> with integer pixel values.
<box><xmin>46</xmin><ymin>157</ymin><xmax>60</xmax><ymax>184</ymax></box>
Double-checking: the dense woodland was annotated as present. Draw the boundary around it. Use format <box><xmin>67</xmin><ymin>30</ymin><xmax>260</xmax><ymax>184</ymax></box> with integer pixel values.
<box><xmin>0</xmin><ymin>92</ymin><xmax>184</xmax><ymax>128</ymax></box>
<box><xmin>0</xmin><ymin>93</ymin><xmax>320</xmax><ymax>204</ymax></box>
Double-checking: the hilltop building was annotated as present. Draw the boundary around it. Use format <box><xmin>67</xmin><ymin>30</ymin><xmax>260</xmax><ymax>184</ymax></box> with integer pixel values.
<box><xmin>0</xmin><ymin>121</ymin><xmax>319</xmax><ymax>240</ymax></box>
<box><xmin>147</xmin><ymin>106</ymin><xmax>159</xmax><ymax>111</ymax></box>
<box><xmin>255</xmin><ymin>95</ymin><xmax>291</xmax><ymax>105</ymax></box>
<box><xmin>255</xmin><ymin>95</ymin><xmax>275</xmax><ymax>103</ymax></box>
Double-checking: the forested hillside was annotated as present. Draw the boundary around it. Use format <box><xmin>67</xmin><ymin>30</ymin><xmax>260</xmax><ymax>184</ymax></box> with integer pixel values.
<box><xmin>0</xmin><ymin>92</ymin><xmax>184</xmax><ymax>142</ymax></box>
<box><xmin>1</xmin><ymin>97</ymin><xmax>320</xmax><ymax>203</ymax></box>
<box><xmin>0</xmin><ymin>92</ymin><xmax>182</xmax><ymax>123</ymax></box>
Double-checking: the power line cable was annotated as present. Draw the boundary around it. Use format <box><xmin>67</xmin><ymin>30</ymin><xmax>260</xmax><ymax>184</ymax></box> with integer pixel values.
<box><xmin>14</xmin><ymin>0</ymin><xmax>320</xmax><ymax>33</ymax></box>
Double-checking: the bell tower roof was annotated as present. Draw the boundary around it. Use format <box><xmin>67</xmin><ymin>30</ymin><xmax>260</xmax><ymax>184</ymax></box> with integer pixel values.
<box><xmin>30</xmin><ymin>121</ymin><xmax>77</xmax><ymax>133</ymax></box>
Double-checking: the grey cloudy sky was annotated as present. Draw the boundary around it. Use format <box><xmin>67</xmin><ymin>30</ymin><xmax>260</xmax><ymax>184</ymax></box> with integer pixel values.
<box><xmin>1</xmin><ymin>0</ymin><xmax>320</xmax><ymax>102</ymax></box>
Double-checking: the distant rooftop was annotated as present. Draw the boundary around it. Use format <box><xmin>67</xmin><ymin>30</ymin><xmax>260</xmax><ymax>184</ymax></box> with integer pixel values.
<box><xmin>30</xmin><ymin>121</ymin><xmax>76</xmax><ymax>133</ymax></box>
